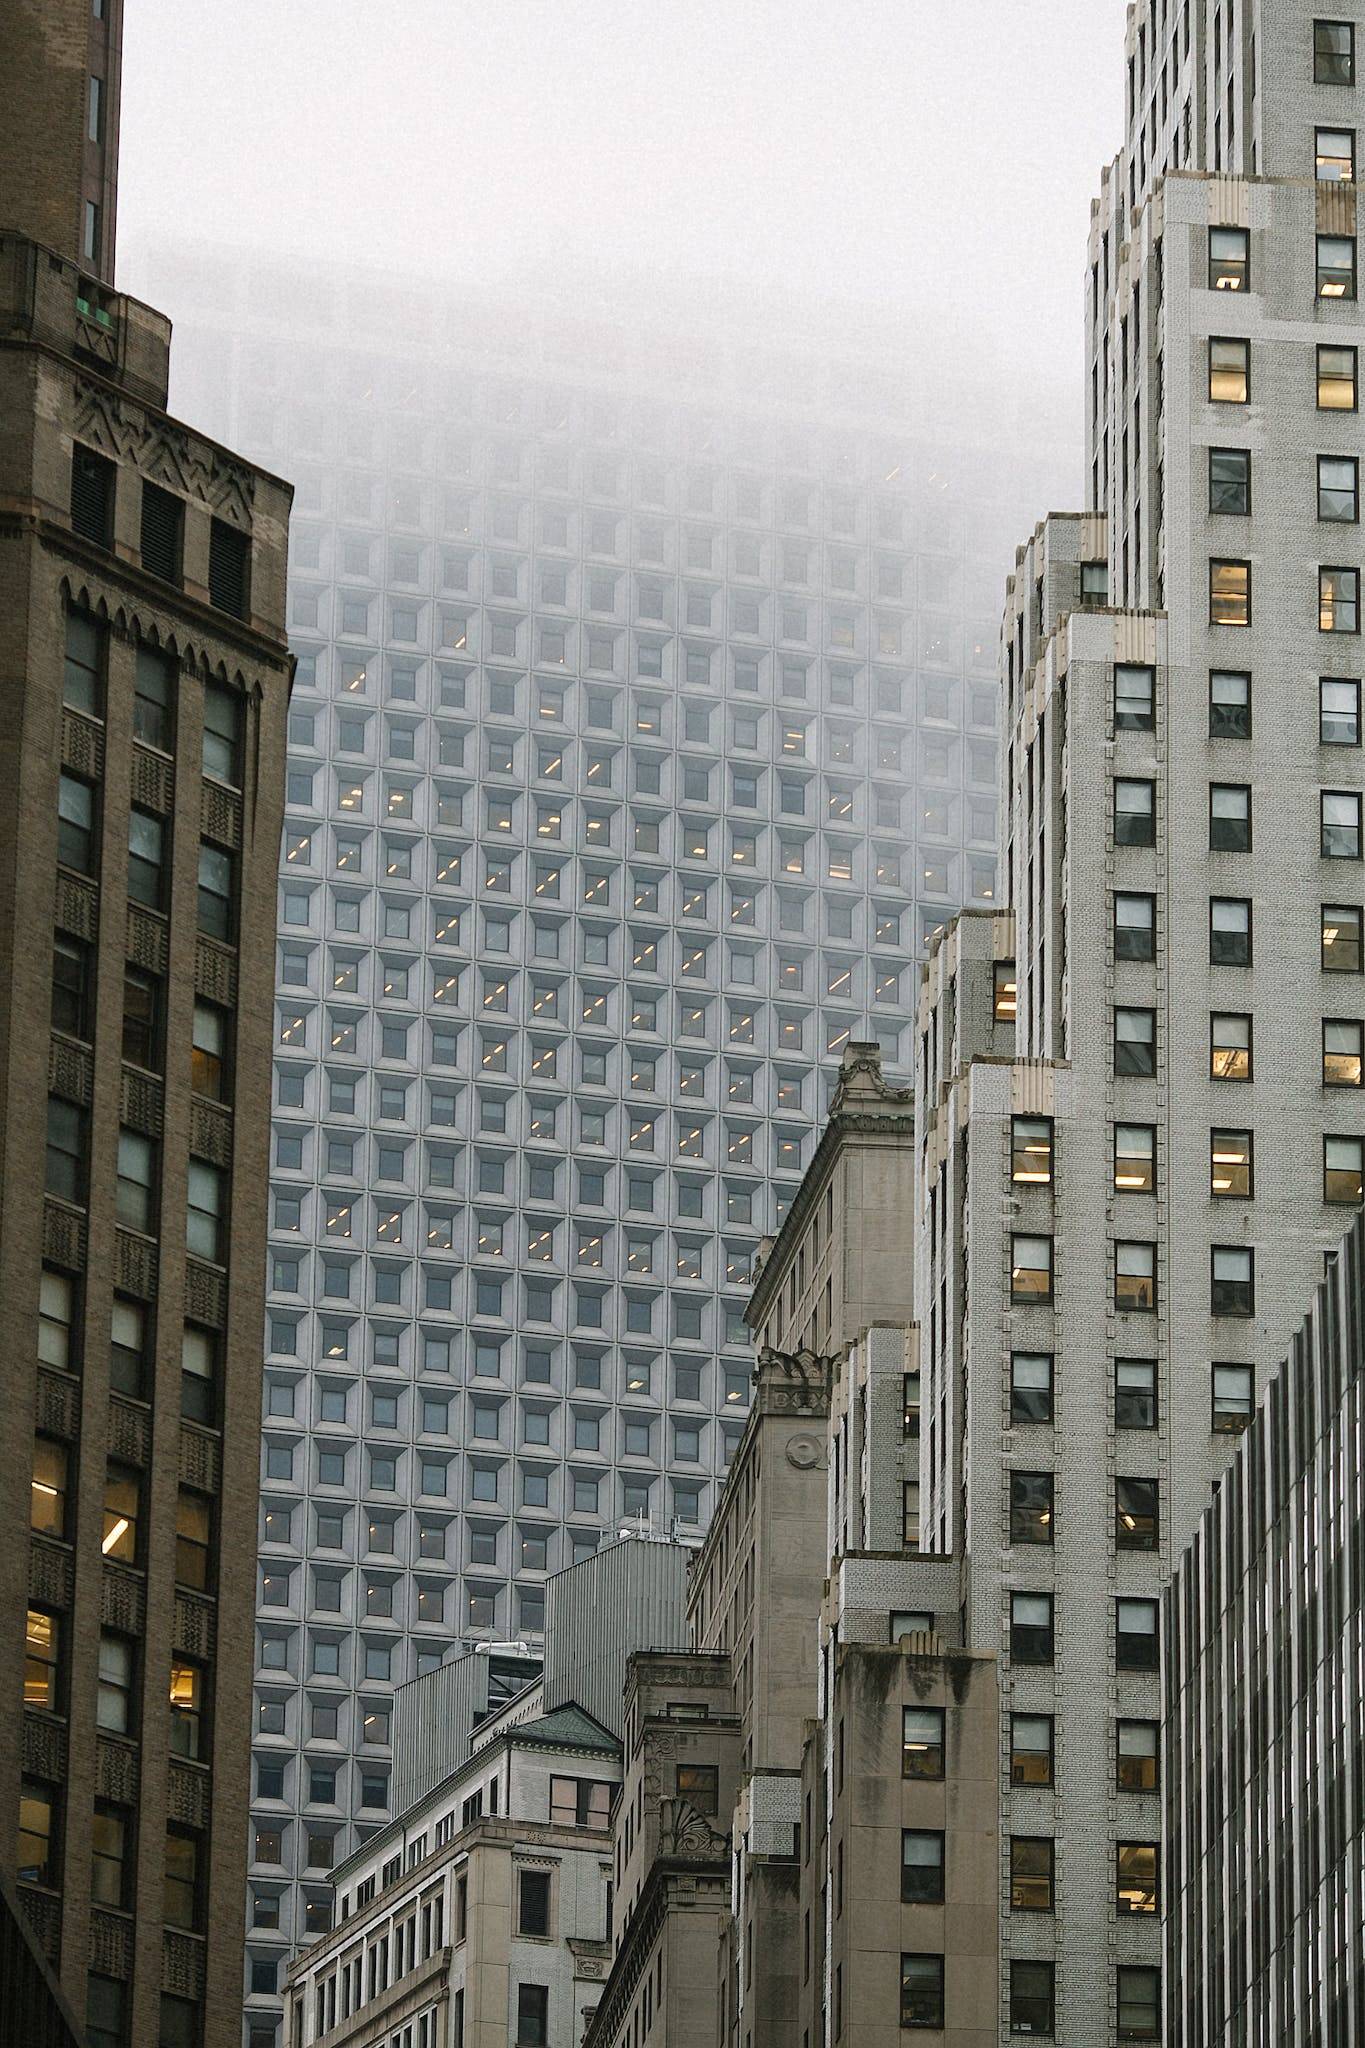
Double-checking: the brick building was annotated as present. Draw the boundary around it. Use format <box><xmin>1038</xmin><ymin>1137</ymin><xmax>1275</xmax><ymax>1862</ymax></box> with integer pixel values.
<box><xmin>0</xmin><ymin>5</ymin><xmax>292</xmax><ymax>2044</ymax></box>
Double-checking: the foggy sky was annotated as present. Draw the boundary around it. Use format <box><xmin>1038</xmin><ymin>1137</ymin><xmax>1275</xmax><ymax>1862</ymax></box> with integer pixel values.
<box><xmin>119</xmin><ymin>1</ymin><xmax>1130</xmax><ymax>479</ymax></box>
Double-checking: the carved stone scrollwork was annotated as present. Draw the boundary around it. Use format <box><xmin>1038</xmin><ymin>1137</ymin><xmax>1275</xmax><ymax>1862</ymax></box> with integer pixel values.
<box><xmin>657</xmin><ymin>1797</ymin><xmax>731</xmax><ymax>1859</ymax></box>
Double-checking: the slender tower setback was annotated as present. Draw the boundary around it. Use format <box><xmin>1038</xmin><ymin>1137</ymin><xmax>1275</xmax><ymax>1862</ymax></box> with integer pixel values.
<box><xmin>918</xmin><ymin>3</ymin><xmax>1365</xmax><ymax>2040</ymax></box>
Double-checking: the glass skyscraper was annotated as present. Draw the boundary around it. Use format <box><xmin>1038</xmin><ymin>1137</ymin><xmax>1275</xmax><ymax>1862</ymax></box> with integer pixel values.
<box><xmin>140</xmin><ymin>252</ymin><xmax>1054</xmax><ymax>2044</ymax></box>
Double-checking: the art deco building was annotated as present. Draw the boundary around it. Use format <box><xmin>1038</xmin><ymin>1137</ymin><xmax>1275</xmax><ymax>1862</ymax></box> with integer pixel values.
<box><xmin>0</xmin><ymin>5</ymin><xmax>292</xmax><ymax>2046</ymax></box>
<box><xmin>914</xmin><ymin>2</ymin><xmax>1365</xmax><ymax>2038</ymax></box>
<box><xmin>124</xmin><ymin>251</ymin><xmax>1060</xmax><ymax>2037</ymax></box>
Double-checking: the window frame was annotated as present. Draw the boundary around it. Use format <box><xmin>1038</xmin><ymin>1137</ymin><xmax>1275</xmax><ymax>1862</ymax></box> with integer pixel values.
<box><xmin>1318</xmin><ymin>342</ymin><xmax>1359</xmax><ymax>411</ymax></box>
<box><xmin>1208</xmin><ymin>335</ymin><xmax>1249</xmax><ymax>404</ymax></box>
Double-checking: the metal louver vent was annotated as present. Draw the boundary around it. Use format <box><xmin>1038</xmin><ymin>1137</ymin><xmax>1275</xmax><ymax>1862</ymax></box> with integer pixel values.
<box><xmin>140</xmin><ymin>482</ymin><xmax>183</xmax><ymax>584</ymax></box>
<box><xmin>70</xmin><ymin>445</ymin><xmax>114</xmax><ymax>546</ymax></box>
<box><xmin>208</xmin><ymin>518</ymin><xmax>250</xmax><ymax>619</ymax></box>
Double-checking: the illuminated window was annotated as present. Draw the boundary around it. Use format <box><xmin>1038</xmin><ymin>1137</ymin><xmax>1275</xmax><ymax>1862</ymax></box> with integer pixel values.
<box><xmin>1010</xmin><ymin>1235</ymin><xmax>1052</xmax><ymax>1303</ymax></box>
<box><xmin>1209</xmin><ymin>558</ymin><xmax>1250</xmax><ymax>626</ymax></box>
<box><xmin>1010</xmin><ymin>1116</ymin><xmax>1053</xmax><ymax>1184</ymax></box>
<box><xmin>24</xmin><ymin>1609</ymin><xmax>59</xmax><ymax>1709</ymax></box>
<box><xmin>1318</xmin><ymin>344</ymin><xmax>1358</xmax><ymax>410</ymax></box>
<box><xmin>1323</xmin><ymin>1017</ymin><xmax>1363</xmax><ymax>1084</ymax></box>
<box><xmin>1116</xmin><ymin>1720</ymin><xmax>1159</xmax><ymax>1792</ymax></box>
<box><xmin>1208</xmin><ymin>336</ymin><xmax>1249</xmax><ymax>403</ymax></box>
<box><xmin>900</xmin><ymin>1707</ymin><xmax>944</xmax><ymax>1780</ymax></box>
<box><xmin>1113</xmin><ymin>1124</ymin><xmax>1155</xmax><ymax>1192</ymax></box>
<box><xmin>1116</xmin><ymin>1843</ymin><xmax>1158</xmax><ymax>1916</ymax></box>
<box><xmin>1211</xmin><ymin>1011</ymin><xmax>1251</xmax><ymax>1080</ymax></box>
<box><xmin>1210</xmin><ymin>1128</ymin><xmax>1252</xmax><ymax>1197</ymax></box>
<box><xmin>1324</xmin><ymin>1133</ymin><xmax>1364</xmax><ymax>1200</ymax></box>
<box><xmin>102</xmin><ymin>1462</ymin><xmax>139</xmax><ymax>1562</ymax></box>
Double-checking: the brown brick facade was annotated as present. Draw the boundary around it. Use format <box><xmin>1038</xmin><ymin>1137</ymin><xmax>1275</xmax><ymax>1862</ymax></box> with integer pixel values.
<box><xmin>0</xmin><ymin>48</ymin><xmax>291</xmax><ymax>2038</ymax></box>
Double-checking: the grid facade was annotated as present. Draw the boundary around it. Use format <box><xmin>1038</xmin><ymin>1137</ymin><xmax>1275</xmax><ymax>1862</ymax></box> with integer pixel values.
<box><xmin>145</xmin><ymin>257</ymin><xmax>1039</xmax><ymax>2041</ymax></box>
